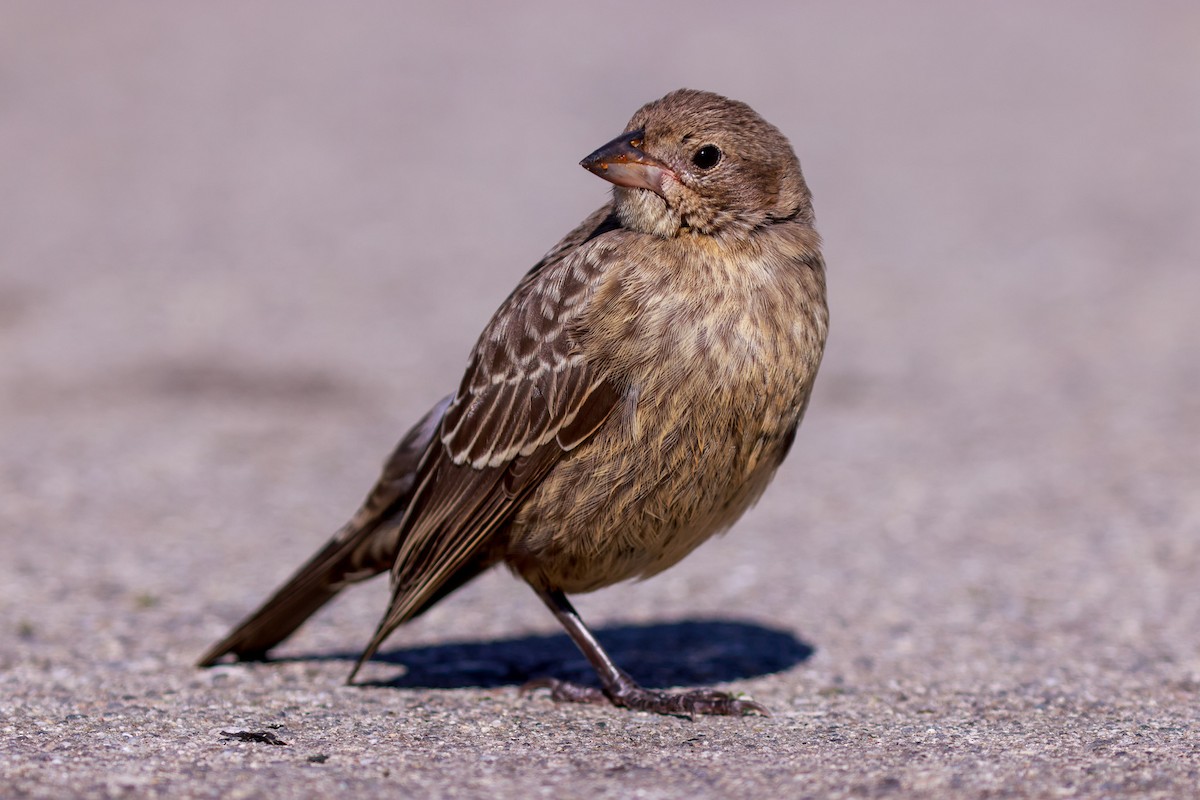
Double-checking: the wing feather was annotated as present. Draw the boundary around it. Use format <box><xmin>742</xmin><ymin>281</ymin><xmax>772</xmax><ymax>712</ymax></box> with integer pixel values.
<box><xmin>347</xmin><ymin>206</ymin><xmax>625</xmax><ymax>678</ymax></box>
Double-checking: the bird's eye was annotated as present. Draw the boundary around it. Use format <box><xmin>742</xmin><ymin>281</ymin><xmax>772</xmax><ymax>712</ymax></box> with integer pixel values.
<box><xmin>691</xmin><ymin>145</ymin><xmax>722</xmax><ymax>169</ymax></box>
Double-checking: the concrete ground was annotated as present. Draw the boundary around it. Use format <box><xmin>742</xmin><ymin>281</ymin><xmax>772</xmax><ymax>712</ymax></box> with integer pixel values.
<box><xmin>2</xmin><ymin>2</ymin><xmax>1198</xmax><ymax>797</ymax></box>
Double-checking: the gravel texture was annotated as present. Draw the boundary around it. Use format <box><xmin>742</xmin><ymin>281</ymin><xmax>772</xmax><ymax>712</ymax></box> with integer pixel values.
<box><xmin>2</xmin><ymin>3</ymin><xmax>1198</xmax><ymax>798</ymax></box>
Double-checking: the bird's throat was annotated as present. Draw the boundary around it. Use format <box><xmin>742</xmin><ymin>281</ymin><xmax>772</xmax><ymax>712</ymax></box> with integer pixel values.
<box><xmin>614</xmin><ymin>187</ymin><xmax>682</xmax><ymax>238</ymax></box>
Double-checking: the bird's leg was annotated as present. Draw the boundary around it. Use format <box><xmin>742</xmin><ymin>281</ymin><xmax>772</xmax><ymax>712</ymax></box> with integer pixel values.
<box><xmin>524</xmin><ymin>587</ymin><xmax>769</xmax><ymax>717</ymax></box>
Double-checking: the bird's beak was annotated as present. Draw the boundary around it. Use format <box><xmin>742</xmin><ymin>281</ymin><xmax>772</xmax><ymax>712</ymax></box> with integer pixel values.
<box><xmin>580</xmin><ymin>129</ymin><xmax>673</xmax><ymax>199</ymax></box>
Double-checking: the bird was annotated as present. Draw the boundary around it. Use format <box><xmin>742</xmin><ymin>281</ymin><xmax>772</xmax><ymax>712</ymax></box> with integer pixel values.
<box><xmin>198</xmin><ymin>88</ymin><xmax>828</xmax><ymax>717</ymax></box>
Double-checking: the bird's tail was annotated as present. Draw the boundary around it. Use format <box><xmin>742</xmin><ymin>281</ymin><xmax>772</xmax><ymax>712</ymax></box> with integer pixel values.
<box><xmin>197</xmin><ymin>394</ymin><xmax>452</xmax><ymax>668</ymax></box>
<box><xmin>196</xmin><ymin>516</ymin><xmax>392</xmax><ymax>666</ymax></box>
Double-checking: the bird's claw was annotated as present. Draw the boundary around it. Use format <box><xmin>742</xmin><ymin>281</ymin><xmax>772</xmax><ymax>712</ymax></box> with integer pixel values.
<box><xmin>520</xmin><ymin>677</ymin><xmax>609</xmax><ymax>705</ymax></box>
<box><xmin>524</xmin><ymin>678</ymin><xmax>770</xmax><ymax>717</ymax></box>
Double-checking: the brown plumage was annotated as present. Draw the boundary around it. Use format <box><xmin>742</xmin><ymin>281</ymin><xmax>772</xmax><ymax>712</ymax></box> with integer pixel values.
<box><xmin>199</xmin><ymin>89</ymin><xmax>828</xmax><ymax>716</ymax></box>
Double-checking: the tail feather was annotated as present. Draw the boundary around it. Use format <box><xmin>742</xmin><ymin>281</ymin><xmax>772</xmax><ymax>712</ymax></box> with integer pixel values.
<box><xmin>196</xmin><ymin>520</ymin><xmax>388</xmax><ymax>666</ymax></box>
<box><xmin>197</xmin><ymin>394</ymin><xmax>452</xmax><ymax>667</ymax></box>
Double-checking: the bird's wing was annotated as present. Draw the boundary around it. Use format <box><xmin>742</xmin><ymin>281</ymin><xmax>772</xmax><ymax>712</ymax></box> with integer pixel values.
<box><xmin>348</xmin><ymin>206</ymin><xmax>626</xmax><ymax>677</ymax></box>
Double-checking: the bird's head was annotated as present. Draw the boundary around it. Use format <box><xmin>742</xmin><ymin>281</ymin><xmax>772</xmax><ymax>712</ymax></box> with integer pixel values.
<box><xmin>581</xmin><ymin>89</ymin><xmax>812</xmax><ymax>239</ymax></box>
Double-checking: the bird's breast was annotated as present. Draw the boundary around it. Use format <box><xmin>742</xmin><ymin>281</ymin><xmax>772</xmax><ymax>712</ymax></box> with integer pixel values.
<box><xmin>507</xmin><ymin>234</ymin><xmax>827</xmax><ymax>594</ymax></box>
<box><xmin>590</xmin><ymin>236</ymin><xmax>825</xmax><ymax>408</ymax></box>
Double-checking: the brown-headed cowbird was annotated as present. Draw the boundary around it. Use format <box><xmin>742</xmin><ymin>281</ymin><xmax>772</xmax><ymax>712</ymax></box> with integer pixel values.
<box><xmin>199</xmin><ymin>89</ymin><xmax>828</xmax><ymax>716</ymax></box>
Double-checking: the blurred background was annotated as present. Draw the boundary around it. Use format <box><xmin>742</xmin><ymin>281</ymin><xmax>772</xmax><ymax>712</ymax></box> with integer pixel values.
<box><xmin>1</xmin><ymin>0</ymin><xmax>1198</xmax><ymax>776</ymax></box>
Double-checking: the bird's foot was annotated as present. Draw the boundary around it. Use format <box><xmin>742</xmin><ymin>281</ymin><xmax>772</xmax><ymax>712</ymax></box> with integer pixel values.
<box><xmin>521</xmin><ymin>677</ymin><xmax>609</xmax><ymax>705</ymax></box>
<box><xmin>522</xmin><ymin>677</ymin><xmax>770</xmax><ymax>717</ymax></box>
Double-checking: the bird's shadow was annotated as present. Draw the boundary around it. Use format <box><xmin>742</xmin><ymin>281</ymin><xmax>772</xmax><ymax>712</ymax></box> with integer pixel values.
<box><xmin>281</xmin><ymin>619</ymin><xmax>813</xmax><ymax>690</ymax></box>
